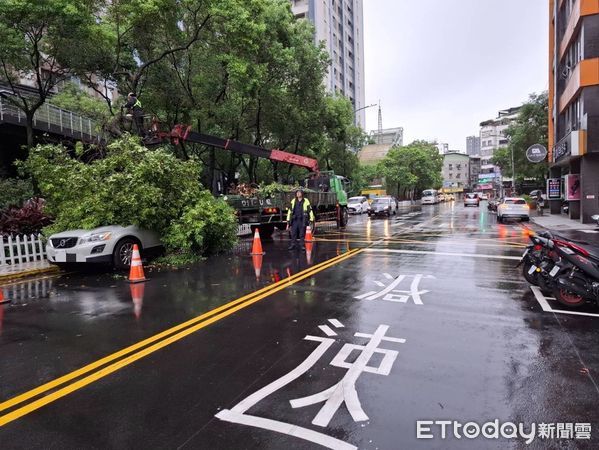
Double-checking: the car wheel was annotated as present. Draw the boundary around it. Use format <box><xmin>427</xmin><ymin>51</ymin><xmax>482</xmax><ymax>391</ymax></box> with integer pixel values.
<box><xmin>497</xmin><ymin>215</ymin><xmax>502</xmax><ymax>223</ymax></box>
<box><xmin>113</xmin><ymin>237</ymin><xmax>139</xmax><ymax>270</ymax></box>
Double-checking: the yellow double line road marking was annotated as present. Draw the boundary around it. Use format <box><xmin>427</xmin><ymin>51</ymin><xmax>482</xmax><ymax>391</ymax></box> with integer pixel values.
<box><xmin>0</xmin><ymin>249</ymin><xmax>362</xmax><ymax>427</ymax></box>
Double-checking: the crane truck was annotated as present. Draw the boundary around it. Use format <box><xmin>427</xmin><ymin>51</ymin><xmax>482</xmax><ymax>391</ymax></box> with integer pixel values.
<box><xmin>145</xmin><ymin>124</ymin><xmax>350</xmax><ymax>237</ymax></box>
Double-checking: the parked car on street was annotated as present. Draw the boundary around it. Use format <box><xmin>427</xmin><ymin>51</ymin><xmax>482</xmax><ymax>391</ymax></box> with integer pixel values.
<box><xmin>479</xmin><ymin>193</ymin><xmax>489</xmax><ymax>200</ymax></box>
<box><xmin>46</xmin><ymin>226</ymin><xmax>163</xmax><ymax>270</ymax></box>
<box><xmin>368</xmin><ymin>197</ymin><xmax>397</xmax><ymax>217</ymax></box>
<box><xmin>464</xmin><ymin>193</ymin><xmax>480</xmax><ymax>207</ymax></box>
<box><xmin>497</xmin><ymin>198</ymin><xmax>530</xmax><ymax>223</ymax></box>
<box><xmin>347</xmin><ymin>196</ymin><xmax>370</xmax><ymax>214</ymax></box>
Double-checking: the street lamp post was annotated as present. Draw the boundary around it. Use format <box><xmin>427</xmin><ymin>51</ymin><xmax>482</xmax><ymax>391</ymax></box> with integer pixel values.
<box><xmin>354</xmin><ymin>103</ymin><xmax>378</xmax><ymax>115</ymax></box>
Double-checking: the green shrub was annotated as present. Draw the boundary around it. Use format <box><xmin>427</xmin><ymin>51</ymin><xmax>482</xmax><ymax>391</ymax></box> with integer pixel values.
<box><xmin>164</xmin><ymin>191</ymin><xmax>239</xmax><ymax>255</ymax></box>
<box><xmin>19</xmin><ymin>136</ymin><xmax>238</xmax><ymax>256</ymax></box>
<box><xmin>0</xmin><ymin>178</ymin><xmax>34</xmax><ymax>209</ymax></box>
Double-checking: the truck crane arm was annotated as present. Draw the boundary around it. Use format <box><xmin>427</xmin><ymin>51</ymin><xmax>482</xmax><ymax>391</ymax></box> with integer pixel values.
<box><xmin>148</xmin><ymin>124</ymin><xmax>319</xmax><ymax>173</ymax></box>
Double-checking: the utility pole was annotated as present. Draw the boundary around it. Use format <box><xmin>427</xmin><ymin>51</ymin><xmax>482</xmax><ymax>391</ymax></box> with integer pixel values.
<box><xmin>377</xmin><ymin>101</ymin><xmax>383</xmax><ymax>144</ymax></box>
<box><xmin>511</xmin><ymin>145</ymin><xmax>516</xmax><ymax>195</ymax></box>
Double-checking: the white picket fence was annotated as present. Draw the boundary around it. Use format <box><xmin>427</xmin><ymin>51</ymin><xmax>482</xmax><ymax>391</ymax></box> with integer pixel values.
<box><xmin>0</xmin><ymin>234</ymin><xmax>47</xmax><ymax>265</ymax></box>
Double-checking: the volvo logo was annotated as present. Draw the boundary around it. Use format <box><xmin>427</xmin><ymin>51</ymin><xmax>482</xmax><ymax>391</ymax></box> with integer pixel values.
<box><xmin>58</xmin><ymin>239</ymin><xmax>66</xmax><ymax>248</ymax></box>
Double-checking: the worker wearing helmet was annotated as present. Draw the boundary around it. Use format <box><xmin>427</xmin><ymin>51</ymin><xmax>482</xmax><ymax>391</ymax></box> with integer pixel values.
<box><xmin>124</xmin><ymin>92</ymin><xmax>144</xmax><ymax>136</ymax></box>
<box><xmin>286</xmin><ymin>189</ymin><xmax>315</xmax><ymax>250</ymax></box>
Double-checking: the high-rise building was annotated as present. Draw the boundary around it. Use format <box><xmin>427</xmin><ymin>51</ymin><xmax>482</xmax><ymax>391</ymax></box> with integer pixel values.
<box><xmin>290</xmin><ymin>0</ymin><xmax>366</xmax><ymax>128</ymax></box>
<box><xmin>466</xmin><ymin>136</ymin><xmax>481</xmax><ymax>156</ymax></box>
<box><xmin>548</xmin><ymin>0</ymin><xmax>599</xmax><ymax>223</ymax></box>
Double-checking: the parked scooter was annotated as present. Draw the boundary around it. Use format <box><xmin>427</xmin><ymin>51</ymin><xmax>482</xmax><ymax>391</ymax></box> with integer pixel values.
<box><xmin>549</xmin><ymin>240</ymin><xmax>599</xmax><ymax>307</ymax></box>
<box><xmin>517</xmin><ymin>232</ymin><xmax>570</xmax><ymax>295</ymax></box>
<box><xmin>592</xmin><ymin>214</ymin><xmax>599</xmax><ymax>228</ymax></box>
<box><xmin>517</xmin><ymin>230</ymin><xmax>599</xmax><ymax>305</ymax></box>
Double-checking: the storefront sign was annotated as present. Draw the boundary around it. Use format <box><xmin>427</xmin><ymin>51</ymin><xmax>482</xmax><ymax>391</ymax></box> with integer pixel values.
<box><xmin>526</xmin><ymin>144</ymin><xmax>547</xmax><ymax>163</ymax></box>
<box><xmin>477</xmin><ymin>183</ymin><xmax>493</xmax><ymax>190</ymax></box>
<box><xmin>565</xmin><ymin>174</ymin><xmax>581</xmax><ymax>201</ymax></box>
<box><xmin>546</xmin><ymin>178</ymin><xmax>561</xmax><ymax>200</ymax></box>
<box><xmin>553</xmin><ymin>135</ymin><xmax>570</xmax><ymax>162</ymax></box>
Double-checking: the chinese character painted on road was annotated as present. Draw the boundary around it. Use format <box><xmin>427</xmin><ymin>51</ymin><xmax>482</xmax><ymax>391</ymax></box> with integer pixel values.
<box><xmin>216</xmin><ymin>319</ymin><xmax>405</xmax><ymax>450</ymax></box>
<box><xmin>355</xmin><ymin>273</ymin><xmax>435</xmax><ymax>305</ymax></box>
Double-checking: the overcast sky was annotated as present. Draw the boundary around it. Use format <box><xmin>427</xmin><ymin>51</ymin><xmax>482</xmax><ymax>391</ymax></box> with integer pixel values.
<box><xmin>362</xmin><ymin>0</ymin><xmax>548</xmax><ymax>150</ymax></box>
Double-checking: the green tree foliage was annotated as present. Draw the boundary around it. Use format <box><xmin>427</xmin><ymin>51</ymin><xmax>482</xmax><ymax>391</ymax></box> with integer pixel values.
<box><xmin>2</xmin><ymin>0</ymin><xmax>363</xmax><ymax>197</ymax></box>
<box><xmin>492</xmin><ymin>92</ymin><xmax>548</xmax><ymax>184</ymax></box>
<box><xmin>0</xmin><ymin>0</ymin><xmax>97</xmax><ymax>147</ymax></box>
<box><xmin>19</xmin><ymin>136</ymin><xmax>238</xmax><ymax>255</ymax></box>
<box><xmin>350</xmin><ymin>164</ymin><xmax>381</xmax><ymax>196</ymax></box>
<box><xmin>378</xmin><ymin>141</ymin><xmax>443</xmax><ymax>199</ymax></box>
<box><xmin>0</xmin><ymin>178</ymin><xmax>34</xmax><ymax>209</ymax></box>
<box><xmin>51</xmin><ymin>82</ymin><xmax>112</xmax><ymax>124</ymax></box>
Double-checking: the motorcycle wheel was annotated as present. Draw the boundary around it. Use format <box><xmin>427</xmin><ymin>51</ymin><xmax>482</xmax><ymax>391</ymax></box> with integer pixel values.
<box><xmin>522</xmin><ymin>262</ymin><xmax>539</xmax><ymax>286</ymax></box>
<box><xmin>553</xmin><ymin>284</ymin><xmax>586</xmax><ymax>308</ymax></box>
<box><xmin>538</xmin><ymin>274</ymin><xmax>553</xmax><ymax>296</ymax></box>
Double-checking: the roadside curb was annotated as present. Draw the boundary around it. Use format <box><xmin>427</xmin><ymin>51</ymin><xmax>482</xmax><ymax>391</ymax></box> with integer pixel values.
<box><xmin>0</xmin><ymin>265</ymin><xmax>61</xmax><ymax>284</ymax></box>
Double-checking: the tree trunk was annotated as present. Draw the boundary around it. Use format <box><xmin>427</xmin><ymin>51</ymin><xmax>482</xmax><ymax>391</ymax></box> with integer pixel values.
<box><xmin>209</xmin><ymin>147</ymin><xmax>216</xmax><ymax>194</ymax></box>
<box><xmin>25</xmin><ymin>111</ymin><xmax>35</xmax><ymax>150</ymax></box>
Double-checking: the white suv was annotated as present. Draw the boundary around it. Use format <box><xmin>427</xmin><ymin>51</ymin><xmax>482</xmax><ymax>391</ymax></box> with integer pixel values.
<box><xmin>47</xmin><ymin>225</ymin><xmax>163</xmax><ymax>269</ymax></box>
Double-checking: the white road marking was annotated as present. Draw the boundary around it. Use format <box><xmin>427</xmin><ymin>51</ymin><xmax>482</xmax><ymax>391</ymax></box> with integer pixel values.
<box><xmin>328</xmin><ymin>319</ymin><xmax>344</xmax><ymax>328</ymax></box>
<box><xmin>383</xmin><ymin>273</ymin><xmax>394</xmax><ymax>280</ymax></box>
<box><xmin>363</xmin><ymin>248</ymin><xmax>521</xmax><ymax>260</ymax></box>
<box><xmin>319</xmin><ymin>325</ymin><xmax>337</xmax><ymax>337</ymax></box>
<box><xmin>579</xmin><ymin>230</ymin><xmax>599</xmax><ymax>234</ymax></box>
<box><xmin>358</xmin><ymin>276</ymin><xmax>406</xmax><ymax>301</ymax></box>
<box><xmin>215</xmin><ymin>410</ymin><xmax>356</xmax><ymax>450</ymax></box>
<box><xmin>530</xmin><ymin>286</ymin><xmax>599</xmax><ymax>318</ymax></box>
<box><xmin>230</xmin><ymin>335</ymin><xmax>335</xmax><ymax>414</ymax></box>
<box><xmin>373</xmin><ymin>280</ymin><xmax>385</xmax><ymax>287</ymax></box>
<box><xmin>354</xmin><ymin>290</ymin><xmax>378</xmax><ymax>300</ymax></box>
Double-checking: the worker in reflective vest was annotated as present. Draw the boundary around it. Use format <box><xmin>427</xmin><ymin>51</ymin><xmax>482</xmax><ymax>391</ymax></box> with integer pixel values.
<box><xmin>286</xmin><ymin>189</ymin><xmax>315</xmax><ymax>250</ymax></box>
<box><xmin>124</xmin><ymin>92</ymin><xmax>144</xmax><ymax>135</ymax></box>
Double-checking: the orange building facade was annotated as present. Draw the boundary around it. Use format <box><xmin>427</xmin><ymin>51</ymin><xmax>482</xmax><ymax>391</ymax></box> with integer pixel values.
<box><xmin>549</xmin><ymin>0</ymin><xmax>599</xmax><ymax>222</ymax></box>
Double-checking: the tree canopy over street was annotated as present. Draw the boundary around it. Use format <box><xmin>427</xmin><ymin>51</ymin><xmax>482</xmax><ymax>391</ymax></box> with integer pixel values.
<box><xmin>0</xmin><ymin>0</ymin><xmax>364</xmax><ymax>185</ymax></box>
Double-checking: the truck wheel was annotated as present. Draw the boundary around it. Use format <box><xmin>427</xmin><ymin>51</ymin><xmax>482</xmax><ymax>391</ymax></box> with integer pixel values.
<box><xmin>259</xmin><ymin>225</ymin><xmax>275</xmax><ymax>238</ymax></box>
<box><xmin>337</xmin><ymin>206</ymin><xmax>349</xmax><ymax>228</ymax></box>
<box><xmin>113</xmin><ymin>237</ymin><xmax>139</xmax><ymax>270</ymax></box>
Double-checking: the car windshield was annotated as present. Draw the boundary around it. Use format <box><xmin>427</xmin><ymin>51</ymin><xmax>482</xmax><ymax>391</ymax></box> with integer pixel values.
<box><xmin>372</xmin><ymin>199</ymin><xmax>389</xmax><ymax>205</ymax></box>
<box><xmin>422</xmin><ymin>191</ymin><xmax>435</xmax><ymax>197</ymax></box>
<box><xmin>466</xmin><ymin>194</ymin><xmax>477</xmax><ymax>199</ymax></box>
<box><xmin>349</xmin><ymin>197</ymin><xmax>363</xmax><ymax>202</ymax></box>
<box><xmin>504</xmin><ymin>199</ymin><xmax>527</xmax><ymax>205</ymax></box>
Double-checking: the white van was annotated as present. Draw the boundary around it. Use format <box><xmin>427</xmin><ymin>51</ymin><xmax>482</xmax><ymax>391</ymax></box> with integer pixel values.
<box><xmin>421</xmin><ymin>189</ymin><xmax>440</xmax><ymax>205</ymax></box>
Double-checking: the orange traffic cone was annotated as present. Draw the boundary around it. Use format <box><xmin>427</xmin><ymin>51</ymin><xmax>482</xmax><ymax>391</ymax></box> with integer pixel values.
<box><xmin>250</xmin><ymin>229</ymin><xmax>265</xmax><ymax>255</ymax></box>
<box><xmin>252</xmin><ymin>254</ymin><xmax>263</xmax><ymax>281</ymax></box>
<box><xmin>305</xmin><ymin>225</ymin><xmax>314</xmax><ymax>243</ymax></box>
<box><xmin>130</xmin><ymin>282</ymin><xmax>145</xmax><ymax>319</ymax></box>
<box><xmin>305</xmin><ymin>241</ymin><xmax>314</xmax><ymax>265</ymax></box>
<box><xmin>128</xmin><ymin>244</ymin><xmax>147</xmax><ymax>283</ymax></box>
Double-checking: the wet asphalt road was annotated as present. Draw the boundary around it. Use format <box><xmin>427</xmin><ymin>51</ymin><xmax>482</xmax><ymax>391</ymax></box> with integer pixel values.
<box><xmin>1</xmin><ymin>202</ymin><xmax>598</xmax><ymax>449</ymax></box>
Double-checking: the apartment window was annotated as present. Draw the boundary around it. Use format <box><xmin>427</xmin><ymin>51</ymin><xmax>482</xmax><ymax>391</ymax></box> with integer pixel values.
<box><xmin>448</xmin><ymin>164</ymin><xmax>453</xmax><ymax>170</ymax></box>
<box><xmin>456</xmin><ymin>164</ymin><xmax>461</xmax><ymax>170</ymax></box>
<box><xmin>565</xmin><ymin>97</ymin><xmax>581</xmax><ymax>132</ymax></box>
<box><xmin>449</xmin><ymin>173</ymin><xmax>453</xmax><ymax>179</ymax></box>
<box><xmin>456</xmin><ymin>173</ymin><xmax>461</xmax><ymax>179</ymax></box>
